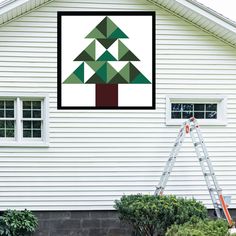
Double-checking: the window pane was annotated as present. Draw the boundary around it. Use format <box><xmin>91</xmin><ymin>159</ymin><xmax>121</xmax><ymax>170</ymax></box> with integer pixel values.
<box><xmin>194</xmin><ymin>104</ymin><xmax>204</xmax><ymax>111</ymax></box>
<box><xmin>183</xmin><ymin>104</ymin><xmax>193</xmax><ymax>111</ymax></box>
<box><xmin>5</xmin><ymin>101</ymin><xmax>14</xmax><ymax>109</ymax></box>
<box><xmin>6</xmin><ymin>120</ymin><xmax>14</xmax><ymax>129</ymax></box>
<box><xmin>33</xmin><ymin>130</ymin><xmax>41</xmax><ymax>138</ymax></box>
<box><xmin>6</xmin><ymin>109</ymin><xmax>14</xmax><ymax>118</ymax></box>
<box><xmin>0</xmin><ymin>101</ymin><xmax>4</xmax><ymax>109</ymax></box>
<box><xmin>0</xmin><ymin>129</ymin><xmax>4</xmax><ymax>137</ymax></box>
<box><xmin>183</xmin><ymin>111</ymin><xmax>193</xmax><ymax>119</ymax></box>
<box><xmin>23</xmin><ymin>110</ymin><xmax>31</xmax><ymax>118</ymax></box>
<box><xmin>23</xmin><ymin>130</ymin><xmax>31</xmax><ymax>138</ymax></box>
<box><xmin>206</xmin><ymin>112</ymin><xmax>217</xmax><ymax>119</ymax></box>
<box><xmin>171</xmin><ymin>112</ymin><xmax>181</xmax><ymax>119</ymax></box>
<box><xmin>171</xmin><ymin>103</ymin><xmax>182</xmax><ymax>112</ymax></box>
<box><xmin>0</xmin><ymin>121</ymin><xmax>5</xmax><ymax>129</ymax></box>
<box><xmin>0</xmin><ymin>109</ymin><xmax>4</xmax><ymax>118</ymax></box>
<box><xmin>206</xmin><ymin>104</ymin><xmax>217</xmax><ymax>111</ymax></box>
<box><xmin>33</xmin><ymin>110</ymin><xmax>41</xmax><ymax>118</ymax></box>
<box><xmin>33</xmin><ymin>121</ymin><xmax>41</xmax><ymax>129</ymax></box>
<box><xmin>6</xmin><ymin>129</ymin><xmax>14</xmax><ymax>138</ymax></box>
<box><xmin>23</xmin><ymin>121</ymin><xmax>31</xmax><ymax>129</ymax></box>
<box><xmin>23</xmin><ymin>101</ymin><xmax>31</xmax><ymax>109</ymax></box>
<box><xmin>33</xmin><ymin>101</ymin><xmax>41</xmax><ymax>109</ymax></box>
<box><xmin>194</xmin><ymin>112</ymin><xmax>204</xmax><ymax>119</ymax></box>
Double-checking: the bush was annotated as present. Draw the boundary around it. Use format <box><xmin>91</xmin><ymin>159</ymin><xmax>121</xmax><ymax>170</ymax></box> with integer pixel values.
<box><xmin>114</xmin><ymin>194</ymin><xmax>208</xmax><ymax>236</ymax></box>
<box><xmin>0</xmin><ymin>209</ymin><xmax>38</xmax><ymax>236</ymax></box>
<box><xmin>166</xmin><ymin>218</ymin><xmax>230</xmax><ymax>236</ymax></box>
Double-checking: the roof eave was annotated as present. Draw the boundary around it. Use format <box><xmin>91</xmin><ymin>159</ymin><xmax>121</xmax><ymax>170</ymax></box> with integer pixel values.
<box><xmin>149</xmin><ymin>0</ymin><xmax>236</xmax><ymax>47</ymax></box>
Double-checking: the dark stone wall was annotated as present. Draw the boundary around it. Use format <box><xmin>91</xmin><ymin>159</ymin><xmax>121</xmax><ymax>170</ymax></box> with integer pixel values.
<box><xmin>33</xmin><ymin>209</ymin><xmax>236</xmax><ymax>236</ymax></box>
<box><xmin>34</xmin><ymin>210</ymin><xmax>132</xmax><ymax>236</ymax></box>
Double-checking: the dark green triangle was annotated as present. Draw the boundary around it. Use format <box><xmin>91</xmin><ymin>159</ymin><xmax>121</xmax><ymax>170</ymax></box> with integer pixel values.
<box><xmin>74</xmin><ymin>50</ymin><xmax>94</xmax><ymax>61</ymax></box>
<box><xmin>96</xmin><ymin>63</ymin><xmax>108</xmax><ymax>82</ymax></box>
<box><xmin>97</xmin><ymin>38</ymin><xmax>116</xmax><ymax>49</ymax></box>
<box><xmin>108</xmin><ymin>28</ymin><xmax>128</xmax><ymax>39</ymax></box>
<box><xmin>96</xmin><ymin>17</ymin><xmax>108</xmax><ymax>38</ymax></box>
<box><xmin>129</xmin><ymin>63</ymin><xmax>150</xmax><ymax>84</ymax></box>
<box><xmin>109</xmin><ymin>73</ymin><xmax>128</xmax><ymax>84</ymax></box>
<box><xmin>120</xmin><ymin>51</ymin><xmax>139</xmax><ymax>61</ymax></box>
<box><xmin>63</xmin><ymin>63</ymin><xmax>84</xmax><ymax>84</ymax></box>
<box><xmin>131</xmin><ymin>73</ymin><xmax>151</xmax><ymax>84</ymax></box>
<box><xmin>86</xmin><ymin>17</ymin><xmax>128</xmax><ymax>39</ymax></box>
<box><xmin>129</xmin><ymin>62</ymin><xmax>140</xmax><ymax>81</ymax></box>
<box><xmin>86</xmin><ymin>27</ymin><xmax>106</xmax><ymax>39</ymax></box>
<box><xmin>97</xmin><ymin>51</ymin><xmax>117</xmax><ymax>61</ymax></box>
<box><xmin>86</xmin><ymin>73</ymin><xmax>106</xmax><ymax>84</ymax></box>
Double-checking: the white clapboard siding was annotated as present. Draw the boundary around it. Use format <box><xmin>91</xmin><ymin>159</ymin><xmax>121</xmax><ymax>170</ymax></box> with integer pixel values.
<box><xmin>0</xmin><ymin>0</ymin><xmax>236</xmax><ymax>210</ymax></box>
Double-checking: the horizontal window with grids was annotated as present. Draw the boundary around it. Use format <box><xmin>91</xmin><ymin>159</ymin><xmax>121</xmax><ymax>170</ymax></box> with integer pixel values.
<box><xmin>171</xmin><ymin>103</ymin><xmax>217</xmax><ymax>120</ymax></box>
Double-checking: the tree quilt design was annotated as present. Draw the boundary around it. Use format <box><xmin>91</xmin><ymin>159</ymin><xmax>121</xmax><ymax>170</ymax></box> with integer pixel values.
<box><xmin>58</xmin><ymin>12</ymin><xmax>155</xmax><ymax>109</ymax></box>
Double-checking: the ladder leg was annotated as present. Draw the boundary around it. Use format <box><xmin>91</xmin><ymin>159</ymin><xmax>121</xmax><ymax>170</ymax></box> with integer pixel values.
<box><xmin>190</xmin><ymin>118</ymin><xmax>233</xmax><ymax>226</ymax></box>
<box><xmin>155</xmin><ymin>124</ymin><xmax>186</xmax><ymax>195</ymax></box>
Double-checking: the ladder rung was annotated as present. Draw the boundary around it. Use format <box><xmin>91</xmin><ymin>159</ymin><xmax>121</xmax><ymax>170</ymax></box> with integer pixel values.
<box><xmin>194</xmin><ymin>142</ymin><xmax>201</xmax><ymax>146</ymax></box>
<box><xmin>204</xmin><ymin>172</ymin><xmax>215</xmax><ymax>176</ymax></box>
<box><xmin>209</xmin><ymin>188</ymin><xmax>218</xmax><ymax>192</ymax></box>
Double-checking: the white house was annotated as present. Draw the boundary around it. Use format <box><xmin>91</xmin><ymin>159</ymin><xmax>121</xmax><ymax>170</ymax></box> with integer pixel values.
<box><xmin>0</xmin><ymin>0</ymin><xmax>236</xmax><ymax>235</ymax></box>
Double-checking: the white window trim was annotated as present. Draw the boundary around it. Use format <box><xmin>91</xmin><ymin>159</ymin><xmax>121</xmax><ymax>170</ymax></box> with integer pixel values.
<box><xmin>0</xmin><ymin>93</ymin><xmax>49</xmax><ymax>147</ymax></box>
<box><xmin>166</xmin><ymin>95</ymin><xmax>227</xmax><ymax>126</ymax></box>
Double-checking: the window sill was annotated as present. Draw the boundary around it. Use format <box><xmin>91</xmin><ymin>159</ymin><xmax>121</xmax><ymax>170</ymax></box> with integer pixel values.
<box><xmin>0</xmin><ymin>141</ymin><xmax>49</xmax><ymax>147</ymax></box>
<box><xmin>166</xmin><ymin>119</ymin><xmax>227</xmax><ymax>126</ymax></box>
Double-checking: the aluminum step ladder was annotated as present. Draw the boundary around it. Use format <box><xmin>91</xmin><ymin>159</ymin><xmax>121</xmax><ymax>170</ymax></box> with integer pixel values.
<box><xmin>154</xmin><ymin>117</ymin><xmax>233</xmax><ymax>226</ymax></box>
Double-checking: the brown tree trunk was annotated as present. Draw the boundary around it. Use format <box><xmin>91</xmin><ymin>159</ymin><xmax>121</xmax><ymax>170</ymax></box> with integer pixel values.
<box><xmin>96</xmin><ymin>84</ymin><xmax>118</xmax><ymax>107</ymax></box>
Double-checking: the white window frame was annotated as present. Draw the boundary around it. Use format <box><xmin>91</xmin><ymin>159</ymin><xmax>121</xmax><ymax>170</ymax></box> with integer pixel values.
<box><xmin>0</xmin><ymin>93</ymin><xmax>49</xmax><ymax>147</ymax></box>
<box><xmin>166</xmin><ymin>95</ymin><xmax>227</xmax><ymax>126</ymax></box>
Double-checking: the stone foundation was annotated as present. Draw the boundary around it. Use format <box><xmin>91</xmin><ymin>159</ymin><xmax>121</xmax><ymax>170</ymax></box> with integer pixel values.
<box><xmin>34</xmin><ymin>210</ymin><xmax>132</xmax><ymax>236</ymax></box>
<box><xmin>33</xmin><ymin>209</ymin><xmax>236</xmax><ymax>236</ymax></box>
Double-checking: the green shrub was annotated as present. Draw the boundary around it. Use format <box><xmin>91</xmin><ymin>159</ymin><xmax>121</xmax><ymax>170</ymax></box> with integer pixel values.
<box><xmin>114</xmin><ymin>194</ymin><xmax>208</xmax><ymax>236</ymax></box>
<box><xmin>0</xmin><ymin>209</ymin><xmax>38</xmax><ymax>236</ymax></box>
<box><xmin>0</xmin><ymin>219</ymin><xmax>11</xmax><ymax>236</ymax></box>
<box><xmin>166</xmin><ymin>218</ymin><xmax>230</xmax><ymax>236</ymax></box>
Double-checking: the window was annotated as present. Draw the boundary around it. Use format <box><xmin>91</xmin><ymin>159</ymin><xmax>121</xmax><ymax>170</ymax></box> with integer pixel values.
<box><xmin>166</xmin><ymin>95</ymin><xmax>227</xmax><ymax>125</ymax></box>
<box><xmin>171</xmin><ymin>103</ymin><xmax>217</xmax><ymax>119</ymax></box>
<box><xmin>0</xmin><ymin>100</ymin><xmax>15</xmax><ymax>138</ymax></box>
<box><xmin>0</xmin><ymin>94</ymin><xmax>48</xmax><ymax>146</ymax></box>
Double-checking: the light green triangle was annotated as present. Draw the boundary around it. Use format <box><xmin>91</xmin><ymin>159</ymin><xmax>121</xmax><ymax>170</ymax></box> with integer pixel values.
<box><xmin>86</xmin><ymin>27</ymin><xmax>106</xmax><ymax>39</ymax></box>
<box><xmin>107</xmin><ymin>17</ymin><xmax>119</xmax><ymax>38</ymax></box>
<box><xmin>118</xmin><ymin>62</ymin><xmax>130</xmax><ymax>83</ymax></box>
<box><xmin>85</xmin><ymin>61</ymin><xmax>105</xmax><ymax>72</ymax></box>
<box><xmin>63</xmin><ymin>63</ymin><xmax>84</xmax><ymax>84</ymax></box>
<box><xmin>97</xmin><ymin>51</ymin><xmax>117</xmax><ymax>61</ymax></box>
<box><xmin>84</xmin><ymin>40</ymin><xmax>96</xmax><ymax>60</ymax></box>
<box><xmin>107</xmin><ymin>63</ymin><xmax>117</xmax><ymax>82</ymax></box>
<box><xmin>118</xmin><ymin>40</ymin><xmax>131</xmax><ymax>60</ymax></box>
<box><xmin>63</xmin><ymin>73</ymin><xmax>83</xmax><ymax>84</ymax></box>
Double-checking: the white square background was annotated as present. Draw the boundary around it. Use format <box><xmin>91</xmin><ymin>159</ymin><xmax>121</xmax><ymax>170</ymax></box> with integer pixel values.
<box><xmin>61</xmin><ymin>14</ymin><xmax>154</xmax><ymax>107</ymax></box>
